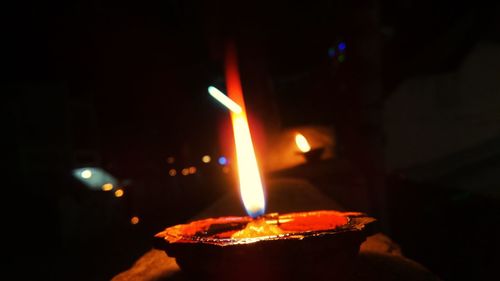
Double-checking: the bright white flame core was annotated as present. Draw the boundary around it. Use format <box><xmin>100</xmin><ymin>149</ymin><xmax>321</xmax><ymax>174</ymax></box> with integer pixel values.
<box><xmin>295</xmin><ymin>133</ymin><xmax>311</xmax><ymax>153</ymax></box>
<box><xmin>232</xmin><ymin>113</ymin><xmax>266</xmax><ymax>218</ymax></box>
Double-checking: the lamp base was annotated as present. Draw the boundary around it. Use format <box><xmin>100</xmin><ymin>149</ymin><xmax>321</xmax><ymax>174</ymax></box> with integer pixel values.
<box><xmin>155</xmin><ymin>211</ymin><xmax>376</xmax><ymax>281</ymax></box>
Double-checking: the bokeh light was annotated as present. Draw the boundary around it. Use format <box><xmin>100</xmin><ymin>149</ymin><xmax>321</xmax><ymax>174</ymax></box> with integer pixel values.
<box><xmin>218</xmin><ymin>156</ymin><xmax>228</xmax><ymax>165</ymax></box>
<box><xmin>168</xmin><ymin>169</ymin><xmax>177</xmax><ymax>176</ymax></box>
<box><xmin>202</xmin><ymin>155</ymin><xmax>211</xmax><ymax>163</ymax></box>
<box><xmin>101</xmin><ymin>183</ymin><xmax>113</xmax><ymax>191</ymax></box>
<box><xmin>338</xmin><ymin>42</ymin><xmax>346</xmax><ymax>51</ymax></box>
<box><xmin>130</xmin><ymin>216</ymin><xmax>140</xmax><ymax>225</ymax></box>
<box><xmin>114</xmin><ymin>189</ymin><xmax>124</xmax><ymax>198</ymax></box>
<box><xmin>81</xmin><ymin>169</ymin><xmax>92</xmax><ymax>179</ymax></box>
<box><xmin>73</xmin><ymin>167</ymin><xmax>118</xmax><ymax>190</ymax></box>
<box><xmin>188</xmin><ymin>166</ymin><xmax>197</xmax><ymax>174</ymax></box>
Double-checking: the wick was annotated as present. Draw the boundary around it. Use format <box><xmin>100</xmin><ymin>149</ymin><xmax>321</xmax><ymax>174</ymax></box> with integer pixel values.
<box><xmin>262</xmin><ymin>212</ymin><xmax>281</xmax><ymax>226</ymax></box>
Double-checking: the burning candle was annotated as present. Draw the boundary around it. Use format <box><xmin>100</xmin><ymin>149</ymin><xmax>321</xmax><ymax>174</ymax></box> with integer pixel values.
<box><xmin>154</xmin><ymin>43</ymin><xmax>375</xmax><ymax>280</ymax></box>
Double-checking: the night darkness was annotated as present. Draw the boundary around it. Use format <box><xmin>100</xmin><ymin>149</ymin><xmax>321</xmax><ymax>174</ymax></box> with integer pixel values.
<box><xmin>5</xmin><ymin>0</ymin><xmax>500</xmax><ymax>280</ymax></box>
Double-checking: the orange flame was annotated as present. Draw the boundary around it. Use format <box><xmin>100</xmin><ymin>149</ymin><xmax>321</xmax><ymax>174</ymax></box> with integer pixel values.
<box><xmin>225</xmin><ymin>43</ymin><xmax>265</xmax><ymax>218</ymax></box>
<box><xmin>295</xmin><ymin>133</ymin><xmax>311</xmax><ymax>153</ymax></box>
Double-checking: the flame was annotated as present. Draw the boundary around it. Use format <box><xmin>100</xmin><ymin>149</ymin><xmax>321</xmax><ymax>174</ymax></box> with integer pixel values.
<box><xmin>231</xmin><ymin>113</ymin><xmax>265</xmax><ymax>217</ymax></box>
<box><xmin>225</xmin><ymin>43</ymin><xmax>265</xmax><ymax>218</ymax></box>
<box><xmin>208</xmin><ymin>86</ymin><xmax>242</xmax><ymax>114</ymax></box>
<box><xmin>295</xmin><ymin>133</ymin><xmax>311</xmax><ymax>153</ymax></box>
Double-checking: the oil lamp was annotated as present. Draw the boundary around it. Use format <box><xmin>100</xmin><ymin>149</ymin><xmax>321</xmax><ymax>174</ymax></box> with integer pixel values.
<box><xmin>154</xmin><ymin>43</ymin><xmax>376</xmax><ymax>280</ymax></box>
<box><xmin>295</xmin><ymin>132</ymin><xmax>326</xmax><ymax>163</ymax></box>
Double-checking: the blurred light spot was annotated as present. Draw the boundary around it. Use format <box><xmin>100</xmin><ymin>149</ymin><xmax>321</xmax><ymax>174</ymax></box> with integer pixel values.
<box><xmin>168</xmin><ymin>169</ymin><xmax>177</xmax><ymax>176</ymax></box>
<box><xmin>102</xmin><ymin>183</ymin><xmax>113</xmax><ymax>191</ymax></box>
<box><xmin>218</xmin><ymin>156</ymin><xmax>228</xmax><ymax>165</ymax></box>
<box><xmin>222</xmin><ymin>167</ymin><xmax>230</xmax><ymax>174</ymax></box>
<box><xmin>167</xmin><ymin>157</ymin><xmax>175</xmax><ymax>164</ymax></box>
<box><xmin>73</xmin><ymin>167</ymin><xmax>118</xmax><ymax>190</ymax></box>
<box><xmin>114</xmin><ymin>189</ymin><xmax>124</xmax><ymax>198</ymax></box>
<box><xmin>188</xmin><ymin>166</ymin><xmax>197</xmax><ymax>174</ymax></box>
<box><xmin>81</xmin><ymin>169</ymin><xmax>92</xmax><ymax>179</ymax></box>
<box><xmin>295</xmin><ymin>133</ymin><xmax>311</xmax><ymax>153</ymax></box>
<box><xmin>338</xmin><ymin>54</ymin><xmax>346</xmax><ymax>63</ymax></box>
<box><xmin>328</xmin><ymin>47</ymin><xmax>335</xmax><ymax>58</ymax></box>
<box><xmin>130</xmin><ymin>216</ymin><xmax>140</xmax><ymax>225</ymax></box>
<box><xmin>202</xmin><ymin>155</ymin><xmax>211</xmax><ymax>163</ymax></box>
<box><xmin>181</xmin><ymin>168</ymin><xmax>189</xmax><ymax>176</ymax></box>
<box><xmin>338</xmin><ymin>42</ymin><xmax>346</xmax><ymax>51</ymax></box>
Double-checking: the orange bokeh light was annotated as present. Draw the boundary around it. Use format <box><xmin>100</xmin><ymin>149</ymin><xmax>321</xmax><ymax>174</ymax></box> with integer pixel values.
<box><xmin>168</xmin><ymin>169</ymin><xmax>177</xmax><ymax>176</ymax></box>
<box><xmin>130</xmin><ymin>216</ymin><xmax>140</xmax><ymax>225</ymax></box>
<box><xmin>101</xmin><ymin>183</ymin><xmax>113</xmax><ymax>191</ymax></box>
<box><xmin>114</xmin><ymin>189</ymin><xmax>124</xmax><ymax>198</ymax></box>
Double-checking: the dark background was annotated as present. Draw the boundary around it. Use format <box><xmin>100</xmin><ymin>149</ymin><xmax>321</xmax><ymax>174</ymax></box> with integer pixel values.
<box><xmin>5</xmin><ymin>0</ymin><xmax>500</xmax><ymax>280</ymax></box>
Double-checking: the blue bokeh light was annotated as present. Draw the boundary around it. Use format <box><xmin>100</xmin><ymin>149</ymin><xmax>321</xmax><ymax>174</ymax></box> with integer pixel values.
<box><xmin>218</xmin><ymin>156</ymin><xmax>228</xmax><ymax>165</ymax></box>
<box><xmin>338</xmin><ymin>42</ymin><xmax>346</xmax><ymax>51</ymax></box>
